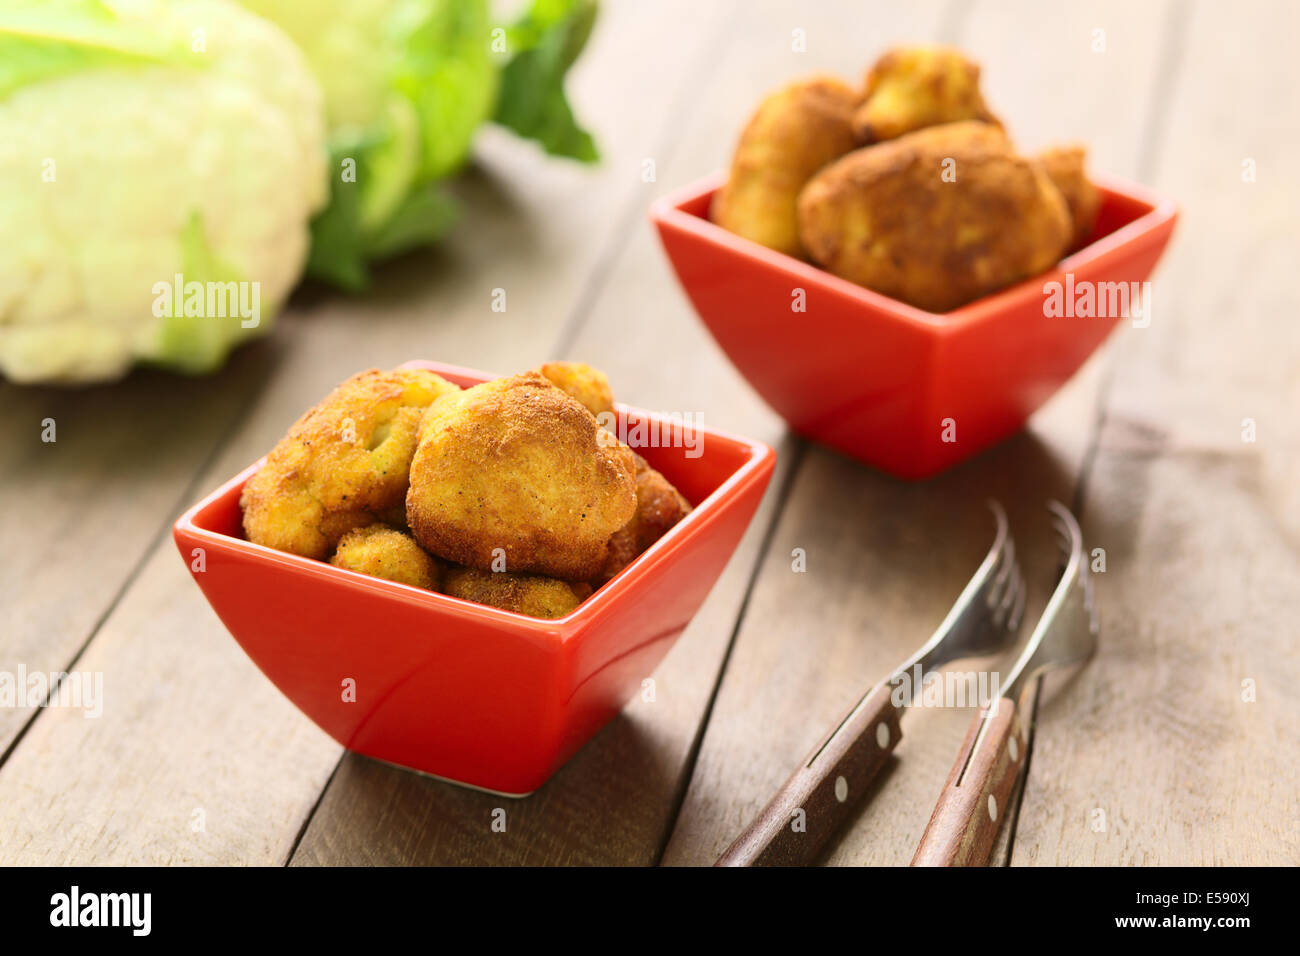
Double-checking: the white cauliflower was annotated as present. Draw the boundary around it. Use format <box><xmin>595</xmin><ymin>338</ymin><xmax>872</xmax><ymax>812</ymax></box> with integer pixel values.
<box><xmin>0</xmin><ymin>0</ymin><xmax>327</xmax><ymax>383</ymax></box>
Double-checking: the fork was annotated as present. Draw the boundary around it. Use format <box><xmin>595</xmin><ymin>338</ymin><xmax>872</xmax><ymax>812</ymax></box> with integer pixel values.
<box><xmin>716</xmin><ymin>501</ymin><xmax>1026</xmax><ymax>866</ymax></box>
<box><xmin>911</xmin><ymin>501</ymin><xmax>1099</xmax><ymax>867</ymax></box>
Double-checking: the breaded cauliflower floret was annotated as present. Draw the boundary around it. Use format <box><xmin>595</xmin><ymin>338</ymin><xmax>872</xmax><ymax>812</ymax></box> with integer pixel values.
<box><xmin>406</xmin><ymin>371</ymin><xmax>637</xmax><ymax>581</ymax></box>
<box><xmin>853</xmin><ymin>46</ymin><xmax>1001</xmax><ymax>143</ymax></box>
<box><xmin>443</xmin><ymin>567</ymin><xmax>592</xmax><ymax>619</ymax></box>
<box><xmin>1037</xmin><ymin>145</ymin><xmax>1101</xmax><ymax>251</ymax></box>
<box><xmin>713</xmin><ymin>75</ymin><xmax>862</xmax><ymax>257</ymax></box>
<box><xmin>535</xmin><ymin>361</ymin><xmax>615</xmax><ymax>418</ymax></box>
<box><xmin>241</xmin><ymin>367</ymin><xmax>459</xmax><ymax>559</ymax></box>
<box><xmin>598</xmin><ymin>453</ymin><xmax>693</xmax><ymax>583</ymax></box>
<box><xmin>330</xmin><ymin>523</ymin><xmax>440</xmax><ymax>590</ymax></box>
<box><xmin>798</xmin><ymin>122</ymin><xmax>1070</xmax><ymax>312</ymax></box>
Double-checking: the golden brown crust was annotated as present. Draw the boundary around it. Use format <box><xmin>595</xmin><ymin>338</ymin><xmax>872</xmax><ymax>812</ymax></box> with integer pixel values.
<box><xmin>535</xmin><ymin>361</ymin><xmax>615</xmax><ymax>418</ymax></box>
<box><xmin>330</xmin><ymin>524</ymin><xmax>440</xmax><ymax>590</ymax></box>
<box><xmin>798</xmin><ymin>122</ymin><xmax>1071</xmax><ymax>312</ymax></box>
<box><xmin>406</xmin><ymin>372</ymin><xmax>637</xmax><ymax>581</ymax></box>
<box><xmin>1037</xmin><ymin>144</ymin><xmax>1101</xmax><ymax>250</ymax></box>
<box><xmin>597</xmin><ymin>452</ymin><xmax>693</xmax><ymax>583</ymax></box>
<box><xmin>241</xmin><ymin>368</ymin><xmax>460</xmax><ymax>559</ymax></box>
<box><xmin>442</xmin><ymin>566</ymin><xmax>586</xmax><ymax>619</ymax></box>
<box><xmin>713</xmin><ymin>75</ymin><xmax>862</xmax><ymax>257</ymax></box>
<box><xmin>853</xmin><ymin>46</ymin><xmax>1002</xmax><ymax>143</ymax></box>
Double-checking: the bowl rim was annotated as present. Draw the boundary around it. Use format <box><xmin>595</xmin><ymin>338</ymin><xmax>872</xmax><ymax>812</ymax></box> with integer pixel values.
<box><xmin>174</xmin><ymin>360</ymin><xmax>775</xmax><ymax>639</ymax></box>
<box><xmin>649</xmin><ymin>168</ymin><xmax>1179</xmax><ymax>334</ymax></box>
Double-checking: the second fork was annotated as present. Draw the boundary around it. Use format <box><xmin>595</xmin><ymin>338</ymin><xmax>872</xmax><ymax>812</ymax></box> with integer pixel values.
<box><xmin>716</xmin><ymin>501</ymin><xmax>1026</xmax><ymax>866</ymax></box>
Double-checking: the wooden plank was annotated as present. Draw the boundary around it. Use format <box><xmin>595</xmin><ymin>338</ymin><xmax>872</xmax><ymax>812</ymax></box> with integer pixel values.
<box><xmin>1011</xmin><ymin>0</ymin><xmax>1300</xmax><ymax>865</ymax></box>
<box><xmin>661</xmin><ymin>0</ymin><xmax>1174</xmax><ymax>866</ymax></box>
<box><xmin>0</xmin><ymin>344</ymin><xmax>279</xmax><ymax>754</ymax></box>
<box><xmin>289</xmin><ymin>0</ymin><xmax>955</xmax><ymax>866</ymax></box>
<box><xmin>0</xmin><ymin>0</ymin><xmax>735</xmax><ymax>865</ymax></box>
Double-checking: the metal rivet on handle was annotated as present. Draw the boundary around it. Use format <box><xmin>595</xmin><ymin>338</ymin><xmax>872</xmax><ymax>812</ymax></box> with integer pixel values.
<box><xmin>988</xmin><ymin>795</ymin><xmax>998</xmax><ymax>822</ymax></box>
<box><xmin>1008</xmin><ymin>736</ymin><xmax>1019</xmax><ymax>762</ymax></box>
<box><xmin>834</xmin><ymin>776</ymin><xmax>848</xmax><ymax>803</ymax></box>
<box><xmin>876</xmin><ymin>722</ymin><xmax>890</xmax><ymax>749</ymax></box>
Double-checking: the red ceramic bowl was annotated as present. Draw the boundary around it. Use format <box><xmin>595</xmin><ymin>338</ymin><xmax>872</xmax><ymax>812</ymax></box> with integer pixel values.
<box><xmin>652</xmin><ymin>171</ymin><xmax>1177</xmax><ymax>479</ymax></box>
<box><xmin>174</xmin><ymin>361</ymin><xmax>774</xmax><ymax>795</ymax></box>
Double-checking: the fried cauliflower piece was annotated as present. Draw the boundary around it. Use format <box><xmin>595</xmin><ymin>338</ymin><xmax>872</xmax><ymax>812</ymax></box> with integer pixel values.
<box><xmin>853</xmin><ymin>46</ymin><xmax>1001</xmax><ymax>143</ymax></box>
<box><xmin>713</xmin><ymin>75</ymin><xmax>862</xmax><ymax>257</ymax></box>
<box><xmin>597</xmin><ymin>453</ymin><xmax>693</xmax><ymax>584</ymax></box>
<box><xmin>406</xmin><ymin>371</ymin><xmax>637</xmax><ymax>581</ymax></box>
<box><xmin>798</xmin><ymin>122</ymin><xmax>1071</xmax><ymax>312</ymax></box>
<box><xmin>443</xmin><ymin>566</ymin><xmax>592</xmax><ymax>619</ymax></box>
<box><xmin>1037</xmin><ymin>145</ymin><xmax>1101</xmax><ymax>251</ymax></box>
<box><xmin>330</xmin><ymin>524</ymin><xmax>440</xmax><ymax>590</ymax></box>
<box><xmin>535</xmin><ymin>361</ymin><xmax>614</xmax><ymax>419</ymax></box>
<box><xmin>241</xmin><ymin>368</ymin><xmax>459</xmax><ymax>559</ymax></box>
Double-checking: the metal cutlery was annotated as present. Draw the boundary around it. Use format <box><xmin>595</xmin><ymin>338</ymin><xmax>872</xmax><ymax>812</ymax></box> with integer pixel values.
<box><xmin>911</xmin><ymin>501</ymin><xmax>1099</xmax><ymax>867</ymax></box>
<box><xmin>716</xmin><ymin>501</ymin><xmax>1026</xmax><ymax>866</ymax></box>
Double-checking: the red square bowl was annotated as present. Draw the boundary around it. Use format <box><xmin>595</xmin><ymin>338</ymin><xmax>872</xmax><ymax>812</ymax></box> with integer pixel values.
<box><xmin>652</xmin><ymin>171</ymin><xmax>1177</xmax><ymax>479</ymax></box>
<box><xmin>174</xmin><ymin>361</ymin><xmax>774</xmax><ymax>795</ymax></box>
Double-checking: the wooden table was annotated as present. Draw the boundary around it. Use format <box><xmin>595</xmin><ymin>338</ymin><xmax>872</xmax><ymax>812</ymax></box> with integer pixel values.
<box><xmin>2</xmin><ymin>0</ymin><xmax>1296</xmax><ymax>866</ymax></box>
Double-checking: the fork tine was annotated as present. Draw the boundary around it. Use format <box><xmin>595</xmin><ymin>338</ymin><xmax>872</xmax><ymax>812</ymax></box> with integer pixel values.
<box><xmin>1048</xmin><ymin>502</ymin><xmax>1080</xmax><ymax>544</ymax></box>
<box><xmin>985</xmin><ymin>537</ymin><xmax>1015</xmax><ymax>610</ymax></box>
<box><xmin>993</xmin><ymin>555</ymin><xmax>1020</xmax><ymax>626</ymax></box>
<box><xmin>1008</xmin><ymin>569</ymin><xmax>1027</xmax><ymax>632</ymax></box>
<box><xmin>999</xmin><ymin>502</ymin><xmax>1099</xmax><ymax>704</ymax></box>
<box><xmin>904</xmin><ymin>500</ymin><xmax>1027</xmax><ymax>672</ymax></box>
<box><xmin>1051</xmin><ymin>517</ymin><xmax>1073</xmax><ymax>550</ymax></box>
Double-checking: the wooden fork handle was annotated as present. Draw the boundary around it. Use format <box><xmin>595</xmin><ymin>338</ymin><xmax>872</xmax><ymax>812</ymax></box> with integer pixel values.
<box><xmin>911</xmin><ymin>699</ymin><xmax>1026</xmax><ymax>867</ymax></box>
<box><xmin>716</xmin><ymin>681</ymin><xmax>903</xmax><ymax>866</ymax></box>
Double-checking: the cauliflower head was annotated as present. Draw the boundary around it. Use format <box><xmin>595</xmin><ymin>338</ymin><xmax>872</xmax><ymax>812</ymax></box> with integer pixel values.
<box><xmin>0</xmin><ymin>0</ymin><xmax>327</xmax><ymax>383</ymax></box>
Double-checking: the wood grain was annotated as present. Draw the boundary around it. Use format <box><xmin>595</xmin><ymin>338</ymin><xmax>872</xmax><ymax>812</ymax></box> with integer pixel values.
<box><xmin>912</xmin><ymin>700</ymin><xmax>1025</xmax><ymax>866</ymax></box>
<box><xmin>1010</xmin><ymin>0</ymin><xmax>1300</xmax><ymax>865</ymax></box>
<box><xmin>661</xmin><ymin>0</ymin><xmax>1176</xmax><ymax>867</ymax></box>
<box><xmin>0</xmin><ymin>0</ymin><xmax>738</xmax><ymax>865</ymax></box>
